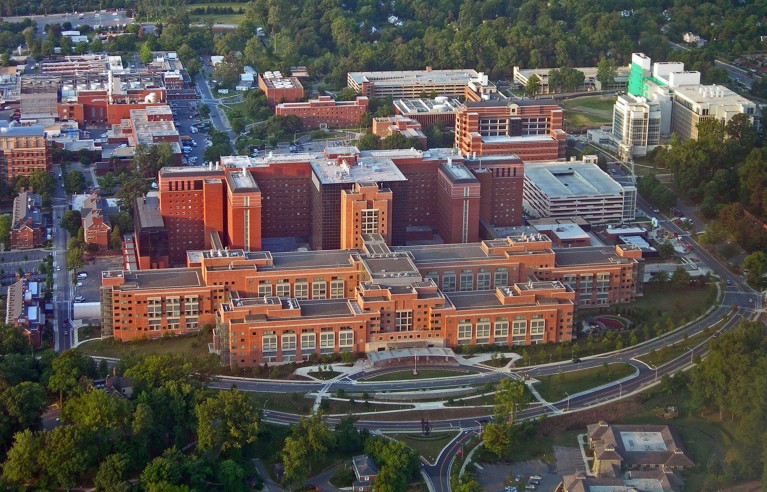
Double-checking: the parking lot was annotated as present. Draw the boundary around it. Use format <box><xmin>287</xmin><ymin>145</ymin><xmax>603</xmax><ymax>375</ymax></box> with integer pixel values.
<box><xmin>169</xmin><ymin>100</ymin><xmax>210</xmax><ymax>166</ymax></box>
<box><xmin>72</xmin><ymin>255</ymin><xmax>122</xmax><ymax>303</ymax></box>
<box><xmin>477</xmin><ymin>460</ymin><xmax>560</xmax><ymax>492</ymax></box>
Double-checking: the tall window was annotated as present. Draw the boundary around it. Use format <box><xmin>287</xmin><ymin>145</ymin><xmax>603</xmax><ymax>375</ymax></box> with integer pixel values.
<box><xmin>494</xmin><ymin>268</ymin><xmax>508</xmax><ymax>288</ymax></box>
<box><xmin>282</xmin><ymin>333</ymin><xmax>296</xmax><ymax>350</ymax></box>
<box><xmin>477</xmin><ymin>270</ymin><xmax>491</xmax><ymax>290</ymax></box>
<box><xmin>184</xmin><ymin>295</ymin><xmax>199</xmax><ymax>316</ymax></box>
<box><xmin>512</xmin><ymin>316</ymin><xmax>527</xmax><ymax>345</ymax></box>
<box><xmin>442</xmin><ymin>271</ymin><xmax>456</xmax><ymax>292</ymax></box>
<box><xmin>258</xmin><ymin>281</ymin><xmax>272</xmax><ymax>297</ymax></box>
<box><xmin>395</xmin><ymin>310</ymin><xmax>413</xmax><ymax>331</ymax></box>
<box><xmin>166</xmin><ymin>297</ymin><xmax>180</xmax><ymax>317</ymax></box>
<box><xmin>294</xmin><ymin>280</ymin><xmax>309</xmax><ymax>300</ymax></box>
<box><xmin>457</xmin><ymin>320</ymin><xmax>472</xmax><ymax>341</ymax></box>
<box><xmin>330</xmin><ymin>278</ymin><xmax>344</xmax><ymax>299</ymax></box>
<box><xmin>530</xmin><ymin>315</ymin><xmax>545</xmax><ymax>344</ymax></box>
<box><xmin>262</xmin><ymin>334</ymin><xmax>277</xmax><ymax>352</ymax></box>
<box><xmin>339</xmin><ymin>330</ymin><xmax>354</xmax><ymax>348</ymax></box>
<box><xmin>312</xmin><ymin>279</ymin><xmax>327</xmax><ymax>299</ymax></box>
<box><xmin>459</xmin><ymin>270</ymin><xmax>474</xmax><ymax>291</ymax></box>
<box><xmin>361</xmin><ymin>209</ymin><xmax>378</xmax><ymax>235</ymax></box>
<box><xmin>476</xmin><ymin>318</ymin><xmax>491</xmax><ymax>342</ymax></box>
<box><xmin>494</xmin><ymin>318</ymin><xmax>509</xmax><ymax>340</ymax></box>
<box><xmin>276</xmin><ymin>281</ymin><xmax>291</xmax><ymax>298</ymax></box>
<box><xmin>148</xmin><ymin>298</ymin><xmax>162</xmax><ymax>319</ymax></box>
<box><xmin>301</xmin><ymin>332</ymin><xmax>316</xmax><ymax>350</ymax></box>
<box><xmin>320</xmin><ymin>331</ymin><xmax>335</xmax><ymax>349</ymax></box>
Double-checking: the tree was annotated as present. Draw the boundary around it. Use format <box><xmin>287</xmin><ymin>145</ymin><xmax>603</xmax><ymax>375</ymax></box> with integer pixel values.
<box><xmin>742</xmin><ymin>251</ymin><xmax>767</xmax><ymax>286</ymax></box>
<box><xmin>2</xmin><ymin>430</ymin><xmax>42</xmax><ymax>486</ymax></box>
<box><xmin>61</xmin><ymin>210</ymin><xmax>82</xmax><ymax>238</ymax></box>
<box><xmin>494</xmin><ymin>379</ymin><xmax>528</xmax><ymax>423</ymax></box>
<box><xmin>134</xmin><ymin>142</ymin><xmax>176</xmax><ymax>179</ymax></box>
<box><xmin>116</xmin><ymin>174</ymin><xmax>150</xmax><ymax>214</ymax></box>
<box><xmin>216</xmin><ymin>459</ymin><xmax>247</xmax><ymax>492</ymax></box>
<box><xmin>28</xmin><ymin>169</ymin><xmax>55</xmax><ymax>196</ymax></box>
<box><xmin>78</xmin><ymin>148</ymin><xmax>93</xmax><ymax>167</ymax></box>
<box><xmin>94</xmin><ymin>453</ymin><xmax>131</xmax><ymax>492</ymax></box>
<box><xmin>66</xmin><ymin>242</ymin><xmax>84</xmax><ymax>271</ymax></box>
<box><xmin>335</xmin><ymin>415</ymin><xmax>365</xmax><ymax>453</ymax></box>
<box><xmin>62</xmin><ymin>389</ymin><xmax>131</xmax><ymax>435</ymax></box>
<box><xmin>483</xmin><ymin>421</ymin><xmax>512</xmax><ymax>456</ymax></box>
<box><xmin>0</xmin><ymin>323</ymin><xmax>32</xmax><ymax>355</ymax></box>
<box><xmin>281</xmin><ymin>433</ymin><xmax>311</xmax><ymax>488</ymax></box>
<box><xmin>64</xmin><ymin>170</ymin><xmax>87</xmax><ymax>195</ymax></box>
<box><xmin>109</xmin><ymin>224</ymin><xmax>122</xmax><ymax>250</ymax></box>
<box><xmin>596</xmin><ymin>58</ymin><xmax>618</xmax><ymax>88</ymax></box>
<box><xmin>365</xmin><ymin>438</ymin><xmax>419</xmax><ymax>492</ymax></box>
<box><xmin>140</xmin><ymin>41</ymin><xmax>154</xmax><ymax>64</ymax></box>
<box><xmin>40</xmin><ymin>425</ymin><xmax>97</xmax><ymax>489</ymax></box>
<box><xmin>0</xmin><ymin>382</ymin><xmax>47</xmax><ymax>443</ymax></box>
<box><xmin>524</xmin><ymin>74</ymin><xmax>541</xmax><ymax>96</ymax></box>
<box><xmin>200</xmin><ymin>104</ymin><xmax>211</xmax><ymax>118</ymax></box>
<box><xmin>48</xmin><ymin>350</ymin><xmax>95</xmax><ymax>407</ymax></box>
<box><xmin>671</xmin><ymin>266</ymin><xmax>691</xmax><ymax>287</ymax></box>
<box><xmin>0</xmin><ymin>213</ymin><xmax>10</xmax><ymax>246</ymax></box>
<box><xmin>656</xmin><ymin>241</ymin><xmax>675</xmax><ymax>259</ymax></box>
<box><xmin>195</xmin><ymin>389</ymin><xmax>259</xmax><ymax>457</ymax></box>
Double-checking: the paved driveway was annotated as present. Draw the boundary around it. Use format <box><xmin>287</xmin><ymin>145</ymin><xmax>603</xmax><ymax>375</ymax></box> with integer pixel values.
<box><xmin>553</xmin><ymin>446</ymin><xmax>587</xmax><ymax>476</ymax></box>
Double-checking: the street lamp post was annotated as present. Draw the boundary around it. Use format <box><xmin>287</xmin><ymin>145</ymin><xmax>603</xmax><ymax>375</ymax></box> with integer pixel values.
<box><xmin>618</xmin><ymin>382</ymin><xmax>622</xmax><ymax>399</ymax></box>
<box><xmin>413</xmin><ymin>352</ymin><xmax>418</xmax><ymax>376</ymax></box>
<box><xmin>687</xmin><ymin>347</ymin><xmax>694</xmax><ymax>365</ymax></box>
<box><xmin>565</xmin><ymin>392</ymin><xmax>570</xmax><ymax>412</ymax></box>
<box><xmin>475</xmin><ymin>420</ymin><xmax>483</xmax><ymax>437</ymax></box>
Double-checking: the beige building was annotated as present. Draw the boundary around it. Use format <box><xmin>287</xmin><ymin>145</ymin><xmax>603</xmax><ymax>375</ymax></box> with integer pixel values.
<box><xmin>347</xmin><ymin>69</ymin><xmax>497</xmax><ymax>100</ymax></box>
<box><xmin>512</xmin><ymin>65</ymin><xmax>631</xmax><ymax>95</ymax></box>
<box><xmin>671</xmin><ymin>84</ymin><xmax>759</xmax><ymax>140</ymax></box>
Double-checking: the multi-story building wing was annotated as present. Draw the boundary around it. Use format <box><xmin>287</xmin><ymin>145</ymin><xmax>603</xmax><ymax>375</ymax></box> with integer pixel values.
<box><xmin>0</xmin><ymin>125</ymin><xmax>50</xmax><ymax>183</ymax></box>
<box><xmin>102</xmin><ymin>233</ymin><xmax>643</xmax><ymax>367</ymax></box>
<box><xmin>348</xmin><ymin>69</ymin><xmax>497</xmax><ymax>100</ymax></box>
<box><xmin>454</xmin><ymin>98</ymin><xmax>566</xmax><ymax>160</ymax></box>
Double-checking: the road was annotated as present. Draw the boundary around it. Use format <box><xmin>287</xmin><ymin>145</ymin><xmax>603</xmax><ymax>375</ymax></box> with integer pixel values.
<box><xmin>51</xmin><ymin>167</ymin><xmax>72</xmax><ymax>352</ymax></box>
<box><xmin>714</xmin><ymin>59</ymin><xmax>756</xmax><ymax>90</ymax></box>
<box><xmin>4</xmin><ymin>9</ymin><xmax>134</xmax><ymax>34</ymax></box>
<box><xmin>194</xmin><ymin>71</ymin><xmax>238</xmax><ymax>147</ymax></box>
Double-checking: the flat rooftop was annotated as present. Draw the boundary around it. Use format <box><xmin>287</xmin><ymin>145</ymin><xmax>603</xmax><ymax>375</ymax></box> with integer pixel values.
<box><xmin>672</xmin><ymin>83</ymin><xmax>755</xmax><ymax>106</ymax></box>
<box><xmin>481</xmin><ymin>134</ymin><xmax>555</xmax><ymax>143</ymax></box>
<box><xmin>109</xmin><ymin>268</ymin><xmax>203</xmax><ymax>290</ymax></box>
<box><xmin>525</xmin><ymin>162</ymin><xmax>625</xmax><ymax>198</ymax></box>
<box><xmin>440</xmin><ymin>162</ymin><xmax>478</xmax><ymax>183</ymax></box>
<box><xmin>393</xmin><ymin>97</ymin><xmax>462</xmax><ymax>115</ymax></box>
<box><xmin>269</xmin><ymin>250</ymin><xmax>356</xmax><ymax>270</ymax></box>
<box><xmin>349</xmin><ymin>69</ymin><xmax>485</xmax><ymax>86</ymax></box>
<box><xmin>620</xmin><ymin>431</ymin><xmax>668</xmax><ymax>452</ymax></box>
<box><xmin>226</xmin><ymin>170</ymin><xmax>260</xmax><ymax>192</ymax></box>
<box><xmin>135</xmin><ymin>192</ymin><xmax>164</xmax><ymax>229</ymax></box>
<box><xmin>0</xmin><ymin>124</ymin><xmax>45</xmax><ymax>137</ymax></box>
<box><xmin>311</xmin><ymin>156</ymin><xmax>407</xmax><ymax>185</ymax></box>
<box><xmin>554</xmin><ymin>247</ymin><xmax>632</xmax><ymax>267</ymax></box>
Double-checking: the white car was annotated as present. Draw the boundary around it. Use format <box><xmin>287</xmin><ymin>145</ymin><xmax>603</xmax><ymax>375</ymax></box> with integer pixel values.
<box><xmin>75</xmin><ymin>282</ymin><xmax>83</xmax><ymax>287</ymax></box>
<box><xmin>101</xmin><ymin>132</ymin><xmax>108</xmax><ymax>138</ymax></box>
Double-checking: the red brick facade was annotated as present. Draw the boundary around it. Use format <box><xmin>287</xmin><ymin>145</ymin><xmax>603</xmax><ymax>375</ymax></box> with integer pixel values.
<box><xmin>275</xmin><ymin>96</ymin><xmax>368</xmax><ymax>129</ymax></box>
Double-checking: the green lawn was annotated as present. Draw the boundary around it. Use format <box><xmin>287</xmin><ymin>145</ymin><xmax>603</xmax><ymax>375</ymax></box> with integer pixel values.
<box><xmin>564</xmin><ymin>111</ymin><xmax>611</xmax><ymax>131</ymax></box>
<box><xmin>363</xmin><ymin>368</ymin><xmax>477</xmax><ymax>382</ymax></box>
<box><xmin>637</xmin><ymin>323</ymin><xmax>719</xmax><ymax>367</ymax></box>
<box><xmin>76</xmin><ymin>333</ymin><xmax>211</xmax><ymax>358</ymax></box>
<box><xmin>249</xmin><ymin>392</ymin><xmax>313</xmax><ymax>414</ymax></box>
<box><xmin>325</xmin><ymin>399</ymin><xmax>413</xmax><ymax>414</ymax></box>
<box><xmin>561</xmin><ymin>96</ymin><xmax>617</xmax><ymax>112</ymax></box>
<box><xmin>390</xmin><ymin>431</ymin><xmax>458</xmax><ymax>463</ymax></box>
<box><xmin>579</xmin><ymin>282</ymin><xmax>717</xmax><ymax>332</ymax></box>
<box><xmin>187</xmin><ymin>2</ymin><xmax>246</xmax><ymax>23</ymax></box>
<box><xmin>534</xmin><ymin>363</ymin><xmax>636</xmax><ymax>403</ymax></box>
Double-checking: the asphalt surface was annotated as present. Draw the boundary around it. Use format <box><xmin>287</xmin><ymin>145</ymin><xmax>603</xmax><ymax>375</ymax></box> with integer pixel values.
<box><xmin>51</xmin><ymin>167</ymin><xmax>72</xmax><ymax>352</ymax></box>
<box><xmin>195</xmin><ymin>70</ymin><xmax>238</xmax><ymax>147</ymax></box>
<box><xmin>4</xmin><ymin>9</ymin><xmax>135</xmax><ymax>34</ymax></box>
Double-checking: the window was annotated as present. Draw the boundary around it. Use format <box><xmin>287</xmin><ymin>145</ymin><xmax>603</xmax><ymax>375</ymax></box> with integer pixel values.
<box><xmin>361</xmin><ymin>209</ymin><xmax>378</xmax><ymax>235</ymax></box>
<box><xmin>459</xmin><ymin>270</ymin><xmax>474</xmax><ymax>291</ymax></box>
<box><xmin>258</xmin><ymin>281</ymin><xmax>272</xmax><ymax>297</ymax></box>
<box><xmin>530</xmin><ymin>315</ymin><xmax>545</xmax><ymax>344</ymax></box>
<box><xmin>494</xmin><ymin>318</ymin><xmax>509</xmax><ymax>339</ymax></box>
<box><xmin>476</xmin><ymin>318</ymin><xmax>491</xmax><ymax>342</ymax></box>
<box><xmin>148</xmin><ymin>298</ymin><xmax>162</xmax><ymax>319</ymax></box>
<box><xmin>301</xmin><ymin>332</ymin><xmax>315</xmax><ymax>350</ymax></box>
<box><xmin>442</xmin><ymin>271</ymin><xmax>456</xmax><ymax>292</ymax></box>
<box><xmin>512</xmin><ymin>316</ymin><xmax>526</xmax><ymax>345</ymax></box>
<box><xmin>477</xmin><ymin>270</ymin><xmax>491</xmax><ymax>290</ymax></box>
<box><xmin>282</xmin><ymin>333</ymin><xmax>296</xmax><ymax>350</ymax></box>
<box><xmin>494</xmin><ymin>269</ymin><xmax>508</xmax><ymax>288</ymax></box>
<box><xmin>166</xmin><ymin>297</ymin><xmax>180</xmax><ymax>317</ymax></box>
<box><xmin>184</xmin><ymin>295</ymin><xmax>199</xmax><ymax>317</ymax></box>
<box><xmin>276</xmin><ymin>281</ymin><xmax>290</xmax><ymax>298</ymax></box>
<box><xmin>395</xmin><ymin>310</ymin><xmax>413</xmax><ymax>331</ymax></box>
<box><xmin>330</xmin><ymin>278</ymin><xmax>344</xmax><ymax>299</ymax></box>
<box><xmin>320</xmin><ymin>331</ymin><xmax>335</xmax><ymax>348</ymax></box>
<box><xmin>457</xmin><ymin>320</ymin><xmax>472</xmax><ymax>342</ymax></box>
<box><xmin>339</xmin><ymin>330</ymin><xmax>354</xmax><ymax>348</ymax></box>
<box><xmin>312</xmin><ymin>279</ymin><xmax>327</xmax><ymax>299</ymax></box>
<box><xmin>262</xmin><ymin>335</ymin><xmax>277</xmax><ymax>352</ymax></box>
<box><xmin>294</xmin><ymin>280</ymin><xmax>309</xmax><ymax>300</ymax></box>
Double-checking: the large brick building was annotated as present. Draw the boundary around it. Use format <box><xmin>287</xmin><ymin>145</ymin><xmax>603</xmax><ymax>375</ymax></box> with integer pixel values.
<box><xmin>454</xmin><ymin>98</ymin><xmax>567</xmax><ymax>160</ymax></box>
<box><xmin>131</xmin><ymin>148</ymin><xmax>526</xmax><ymax>266</ymax></box>
<box><xmin>0</xmin><ymin>125</ymin><xmax>51</xmax><ymax>183</ymax></box>
<box><xmin>275</xmin><ymin>96</ymin><xmax>369</xmax><ymax>129</ymax></box>
<box><xmin>258</xmin><ymin>71</ymin><xmax>304</xmax><ymax>107</ymax></box>
<box><xmin>101</xmin><ymin>233</ymin><xmax>643</xmax><ymax>367</ymax></box>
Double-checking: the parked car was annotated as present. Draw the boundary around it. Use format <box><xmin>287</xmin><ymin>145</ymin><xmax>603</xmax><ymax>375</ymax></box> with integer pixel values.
<box><xmin>73</xmin><ymin>296</ymin><xmax>85</xmax><ymax>303</ymax></box>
